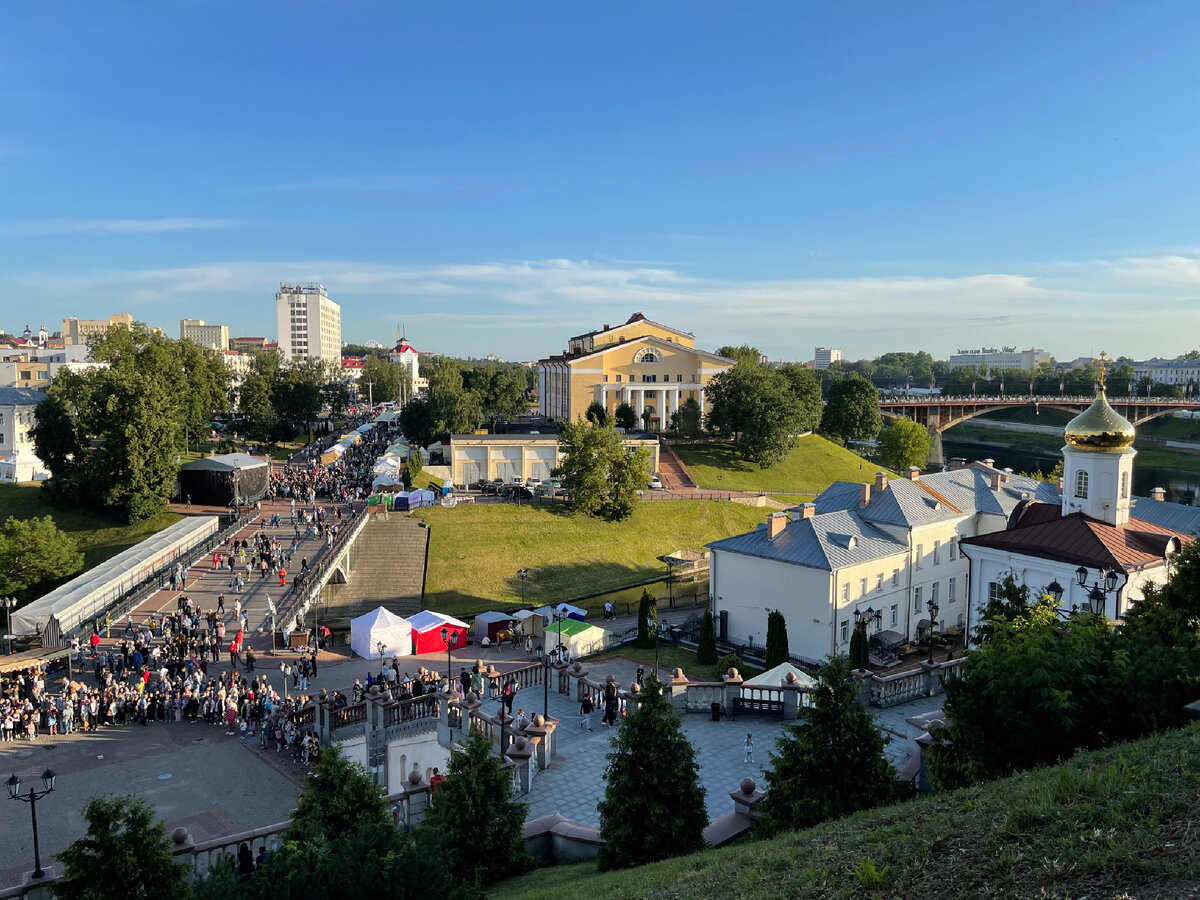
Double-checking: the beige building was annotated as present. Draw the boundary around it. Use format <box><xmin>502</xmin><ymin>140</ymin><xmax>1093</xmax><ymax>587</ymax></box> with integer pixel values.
<box><xmin>276</xmin><ymin>283</ymin><xmax>341</xmax><ymax>364</ymax></box>
<box><xmin>0</xmin><ymin>388</ymin><xmax>49</xmax><ymax>482</ymax></box>
<box><xmin>180</xmin><ymin>319</ymin><xmax>229</xmax><ymax>351</ymax></box>
<box><xmin>450</xmin><ymin>433</ymin><xmax>660</xmax><ymax>486</ymax></box>
<box><xmin>537</xmin><ymin>313</ymin><xmax>734</xmax><ymax>429</ymax></box>
<box><xmin>62</xmin><ymin>313</ymin><xmax>134</xmax><ymax>346</ymax></box>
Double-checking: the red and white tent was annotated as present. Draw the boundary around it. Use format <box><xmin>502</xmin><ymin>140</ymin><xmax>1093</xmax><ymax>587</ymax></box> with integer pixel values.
<box><xmin>407</xmin><ymin>610</ymin><xmax>469</xmax><ymax>654</ymax></box>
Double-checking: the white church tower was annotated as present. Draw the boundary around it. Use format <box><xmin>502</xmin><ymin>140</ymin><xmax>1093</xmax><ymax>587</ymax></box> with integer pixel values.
<box><xmin>1060</xmin><ymin>353</ymin><xmax>1136</xmax><ymax>527</ymax></box>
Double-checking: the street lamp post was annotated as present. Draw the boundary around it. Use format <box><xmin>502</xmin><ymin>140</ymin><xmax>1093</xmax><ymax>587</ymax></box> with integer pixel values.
<box><xmin>853</xmin><ymin>607</ymin><xmax>881</xmax><ymax>671</ymax></box>
<box><xmin>280</xmin><ymin>663</ymin><xmax>291</xmax><ymax>700</ymax></box>
<box><xmin>232</xmin><ymin>464</ymin><xmax>241</xmax><ymax>516</ymax></box>
<box><xmin>653</xmin><ymin>596</ymin><xmax>661</xmax><ymax>678</ymax></box>
<box><xmin>497</xmin><ymin>699</ymin><xmax>507</xmax><ymax>760</ymax></box>
<box><xmin>7</xmin><ymin>770</ymin><xmax>56</xmax><ymax>879</ymax></box>
<box><xmin>542</xmin><ymin>653</ymin><xmax>552</xmax><ymax>719</ymax></box>
<box><xmin>552</xmin><ymin>610</ymin><xmax>565</xmax><ymax>664</ymax></box>
<box><xmin>1</xmin><ymin>597</ymin><xmax>17</xmax><ymax>656</ymax></box>
<box><xmin>441</xmin><ymin>627</ymin><xmax>458</xmax><ymax>690</ymax></box>
<box><xmin>927</xmin><ymin>599</ymin><xmax>940</xmax><ymax>665</ymax></box>
<box><xmin>665</xmin><ymin>559</ymin><xmax>675</xmax><ymax>609</ymax></box>
<box><xmin>517</xmin><ymin>569</ymin><xmax>528</xmax><ymax>606</ymax></box>
<box><xmin>1075</xmin><ymin>566</ymin><xmax>1121</xmax><ymax>616</ymax></box>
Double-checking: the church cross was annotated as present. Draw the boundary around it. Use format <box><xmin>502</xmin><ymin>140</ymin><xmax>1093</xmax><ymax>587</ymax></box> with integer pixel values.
<box><xmin>1093</xmin><ymin>350</ymin><xmax>1112</xmax><ymax>390</ymax></box>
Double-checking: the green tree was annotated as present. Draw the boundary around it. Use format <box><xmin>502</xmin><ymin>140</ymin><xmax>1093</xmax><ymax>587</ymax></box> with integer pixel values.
<box><xmin>759</xmin><ymin>655</ymin><xmax>905</xmax><ymax>834</ymax></box>
<box><xmin>673</xmin><ymin>397</ymin><xmax>703</xmax><ymax>444</ymax></box>
<box><xmin>468</xmin><ymin>365</ymin><xmax>528</xmax><ymax>424</ymax></box>
<box><xmin>878</xmin><ymin>417</ymin><xmax>932</xmax><ymax>471</ymax></box>
<box><xmin>765</xmin><ymin>609</ymin><xmax>789</xmax><ymax>668</ymax></box>
<box><xmin>290</xmin><ymin>739</ymin><xmax>392</xmax><ymax>840</ymax></box>
<box><xmin>706</xmin><ymin>361</ymin><xmax>807</xmax><ymax>466</ymax></box>
<box><xmin>696</xmin><ymin>608</ymin><xmax>717</xmax><ymax>665</ymax></box>
<box><xmin>818</xmin><ymin>376</ymin><xmax>882</xmax><ymax>446</ymax></box>
<box><xmin>422</xmin><ymin>730</ymin><xmax>530</xmax><ymax>887</ymax></box>
<box><xmin>398</xmin><ymin>396</ymin><xmax>435</xmax><ymax>449</ymax></box>
<box><xmin>238</xmin><ymin>373</ymin><xmax>278</xmax><ymax>443</ymax></box>
<box><xmin>53</xmin><ymin>795</ymin><xmax>192</xmax><ymax>900</ymax></box>
<box><xmin>553</xmin><ymin>421</ymin><xmax>650</xmax><ymax>520</ymax></box>
<box><xmin>360</xmin><ymin>354</ymin><xmax>411</xmax><ymax>408</ymax></box>
<box><xmin>613</xmin><ymin>401</ymin><xmax>637</xmax><ymax>430</ymax></box>
<box><xmin>0</xmin><ymin>516</ymin><xmax>83</xmax><ymax>596</ymax></box>
<box><xmin>585</xmin><ymin>400</ymin><xmax>608</xmax><ymax>426</ymax></box>
<box><xmin>848</xmin><ymin>623</ymin><xmax>868</xmax><ymax>670</ymax></box>
<box><xmin>427</xmin><ymin>359</ymin><xmax>483</xmax><ymax>439</ymax></box>
<box><xmin>636</xmin><ymin>587</ymin><xmax>657</xmax><ymax>649</ymax></box>
<box><xmin>715</xmin><ymin>344</ymin><xmax>762</xmax><ymax>366</ymax></box>
<box><xmin>777</xmin><ymin>363</ymin><xmax>823</xmax><ymax>432</ymax></box>
<box><xmin>597</xmin><ymin>675</ymin><xmax>707</xmax><ymax>870</ymax></box>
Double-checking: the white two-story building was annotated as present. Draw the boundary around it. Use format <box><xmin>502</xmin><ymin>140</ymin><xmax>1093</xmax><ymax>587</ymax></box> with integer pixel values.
<box><xmin>0</xmin><ymin>387</ymin><xmax>49</xmax><ymax>483</ymax></box>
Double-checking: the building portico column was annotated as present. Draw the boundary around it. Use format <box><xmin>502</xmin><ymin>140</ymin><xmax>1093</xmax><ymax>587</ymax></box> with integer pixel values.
<box><xmin>698</xmin><ymin>386</ymin><xmax>706</xmax><ymax>416</ymax></box>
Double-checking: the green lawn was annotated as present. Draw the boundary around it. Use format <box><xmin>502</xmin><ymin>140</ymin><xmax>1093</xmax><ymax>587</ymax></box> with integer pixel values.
<box><xmin>0</xmin><ymin>483</ymin><xmax>182</xmax><ymax>597</ymax></box>
<box><xmin>675</xmin><ymin>435</ymin><xmax>888</xmax><ymax>495</ymax></box>
<box><xmin>492</xmin><ymin>722</ymin><xmax>1200</xmax><ymax>899</ymax></box>
<box><xmin>413</xmin><ymin>501</ymin><xmax>764</xmax><ymax>618</ymax></box>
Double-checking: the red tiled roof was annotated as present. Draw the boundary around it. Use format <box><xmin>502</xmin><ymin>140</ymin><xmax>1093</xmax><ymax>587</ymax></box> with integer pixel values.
<box><xmin>962</xmin><ymin>502</ymin><xmax>1190</xmax><ymax>572</ymax></box>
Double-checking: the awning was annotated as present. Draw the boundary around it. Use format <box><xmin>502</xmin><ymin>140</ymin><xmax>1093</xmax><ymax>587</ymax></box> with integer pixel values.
<box><xmin>0</xmin><ymin>646</ymin><xmax>70</xmax><ymax>675</ymax></box>
<box><xmin>871</xmin><ymin>629</ymin><xmax>905</xmax><ymax>649</ymax></box>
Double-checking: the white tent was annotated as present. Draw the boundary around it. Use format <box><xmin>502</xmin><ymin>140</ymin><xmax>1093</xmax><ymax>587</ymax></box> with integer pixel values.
<box><xmin>350</xmin><ymin>607</ymin><xmax>413</xmax><ymax>660</ymax></box>
<box><xmin>511</xmin><ymin>609</ymin><xmax>544</xmax><ymax>638</ymax></box>
<box><xmin>743</xmin><ymin>661</ymin><xmax>817</xmax><ymax>689</ymax></box>
<box><xmin>531</xmin><ymin>602</ymin><xmax>587</xmax><ymax>624</ymax></box>
<box><xmin>473</xmin><ymin>611</ymin><xmax>516</xmax><ymax>642</ymax></box>
<box><xmin>550</xmin><ymin>620</ymin><xmax>608</xmax><ymax>659</ymax></box>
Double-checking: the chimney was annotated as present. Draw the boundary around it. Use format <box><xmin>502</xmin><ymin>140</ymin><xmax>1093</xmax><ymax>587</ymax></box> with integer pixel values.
<box><xmin>859</xmin><ymin>483</ymin><xmax>871</xmax><ymax>506</ymax></box>
<box><xmin>990</xmin><ymin>472</ymin><xmax>1002</xmax><ymax>491</ymax></box>
<box><xmin>948</xmin><ymin>457</ymin><xmax>967</xmax><ymax>471</ymax></box>
<box><xmin>1150</xmin><ymin>486</ymin><xmax>1166</xmax><ymax>501</ymax></box>
<box><xmin>1057</xmin><ymin>478</ymin><xmax>1064</xmax><ymax>495</ymax></box>
<box><xmin>797</xmin><ymin>502</ymin><xmax>816</xmax><ymax>519</ymax></box>
<box><xmin>767</xmin><ymin>512</ymin><xmax>787</xmax><ymax>541</ymax></box>
<box><xmin>1003</xmin><ymin>467</ymin><xmax>1013</xmax><ymax>484</ymax></box>
<box><xmin>875</xmin><ymin>472</ymin><xmax>888</xmax><ymax>492</ymax></box>
<box><xmin>907</xmin><ymin>466</ymin><xmax>921</xmax><ymax>482</ymax></box>
<box><xmin>982</xmin><ymin>458</ymin><xmax>995</xmax><ymax>469</ymax></box>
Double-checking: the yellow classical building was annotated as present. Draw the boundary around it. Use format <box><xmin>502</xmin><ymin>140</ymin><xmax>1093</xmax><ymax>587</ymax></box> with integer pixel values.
<box><xmin>537</xmin><ymin>313</ymin><xmax>734</xmax><ymax>429</ymax></box>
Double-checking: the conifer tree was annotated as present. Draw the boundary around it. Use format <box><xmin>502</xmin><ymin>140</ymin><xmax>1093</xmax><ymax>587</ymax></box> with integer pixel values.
<box><xmin>765</xmin><ymin>609</ymin><xmax>789</xmax><ymax>668</ymax></box>
<box><xmin>636</xmin><ymin>587</ymin><xmax>658</xmax><ymax>649</ymax></box>
<box><xmin>696</xmin><ymin>608</ymin><xmax>718</xmax><ymax>665</ymax></box>
<box><xmin>760</xmin><ymin>655</ymin><xmax>905</xmax><ymax>834</ymax></box>
<box><xmin>597</xmin><ymin>676</ymin><xmax>707</xmax><ymax>869</ymax></box>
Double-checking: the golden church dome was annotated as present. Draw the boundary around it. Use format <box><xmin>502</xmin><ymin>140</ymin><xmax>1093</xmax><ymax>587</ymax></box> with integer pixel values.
<box><xmin>1064</xmin><ymin>390</ymin><xmax>1135</xmax><ymax>451</ymax></box>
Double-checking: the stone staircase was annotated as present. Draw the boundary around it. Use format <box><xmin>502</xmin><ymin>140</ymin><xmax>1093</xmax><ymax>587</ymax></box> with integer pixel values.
<box><xmin>320</xmin><ymin>514</ymin><xmax>429</xmax><ymax>628</ymax></box>
<box><xmin>657</xmin><ymin>443</ymin><xmax>697</xmax><ymax>490</ymax></box>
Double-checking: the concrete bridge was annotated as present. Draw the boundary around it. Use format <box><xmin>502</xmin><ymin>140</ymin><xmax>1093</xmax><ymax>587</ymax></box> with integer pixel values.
<box><xmin>878</xmin><ymin>395</ymin><xmax>1200</xmax><ymax>463</ymax></box>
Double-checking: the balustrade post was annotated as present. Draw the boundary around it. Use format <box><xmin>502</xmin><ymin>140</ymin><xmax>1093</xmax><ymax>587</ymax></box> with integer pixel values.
<box><xmin>722</xmin><ymin>667</ymin><xmax>743</xmax><ymax>716</ymax></box>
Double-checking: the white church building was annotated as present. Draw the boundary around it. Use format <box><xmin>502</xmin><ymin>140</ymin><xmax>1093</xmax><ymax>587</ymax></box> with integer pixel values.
<box><xmin>708</xmin><ymin>383</ymin><xmax>1200</xmax><ymax>664</ymax></box>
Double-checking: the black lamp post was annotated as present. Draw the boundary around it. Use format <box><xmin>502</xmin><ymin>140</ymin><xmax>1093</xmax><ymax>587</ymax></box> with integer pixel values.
<box><xmin>553</xmin><ymin>610</ymin><xmax>565</xmax><ymax>663</ymax></box>
<box><xmin>1</xmin><ymin>596</ymin><xmax>17</xmax><ymax>656</ymax></box>
<box><xmin>441</xmin><ymin>627</ymin><xmax>458</xmax><ymax>689</ymax></box>
<box><xmin>542</xmin><ymin>653</ymin><xmax>551</xmax><ymax>719</ymax></box>
<box><xmin>653</xmin><ymin>596</ymin><xmax>661</xmax><ymax>677</ymax></box>
<box><xmin>927</xmin><ymin>599</ymin><xmax>940</xmax><ymax>664</ymax></box>
<box><xmin>497</xmin><ymin>698</ymin><xmax>507</xmax><ymax>760</ymax></box>
<box><xmin>1047</xmin><ymin>579</ymin><xmax>1065</xmax><ymax>605</ymax></box>
<box><xmin>1075</xmin><ymin>566</ymin><xmax>1120</xmax><ymax>616</ymax></box>
<box><xmin>7</xmin><ymin>770</ymin><xmax>56</xmax><ymax>879</ymax></box>
<box><xmin>517</xmin><ymin>569</ymin><xmax>528</xmax><ymax>605</ymax></box>
<box><xmin>665</xmin><ymin>559</ymin><xmax>675</xmax><ymax>609</ymax></box>
<box><xmin>853</xmin><ymin>607</ymin><xmax>881</xmax><ymax>670</ymax></box>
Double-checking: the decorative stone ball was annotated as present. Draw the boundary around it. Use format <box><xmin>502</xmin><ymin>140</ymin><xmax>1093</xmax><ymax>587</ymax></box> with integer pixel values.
<box><xmin>785</xmin><ymin>673</ymin><xmax>797</xmax><ymax>684</ymax></box>
<box><xmin>466</xmin><ymin>691</ymin><xmax>478</xmax><ymax>704</ymax></box>
<box><xmin>673</xmin><ymin>667</ymin><xmax>684</xmax><ymax>679</ymax></box>
<box><xmin>171</xmin><ymin>826</ymin><xmax>190</xmax><ymax>846</ymax></box>
<box><xmin>515</xmin><ymin>735</ymin><xmax>527</xmax><ymax>750</ymax></box>
<box><xmin>727</xmin><ymin>668</ymin><xmax>739</xmax><ymax>680</ymax></box>
<box><xmin>409</xmin><ymin>764</ymin><xmax>422</xmax><ymax>786</ymax></box>
<box><xmin>573</xmin><ymin>662</ymin><xmax>583</xmax><ymax>673</ymax></box>
<box><xmin>369</xmin><ymin>683</ymin><xmax>381</xmax><ymax>696</ymax></box>
<box><xmin>741</xmin><ymin>777</ymin><xmax>756</xmax><ymax>795</ymax></box>
<box><xmin>532</xmin><ymin>714</ymin><xmax>544</xmax><ymax>727</ymax></box>
<box><xmin>605</xmin><ymin>674</ymin><xmax>615</xmax><ymax>684</ymax></box>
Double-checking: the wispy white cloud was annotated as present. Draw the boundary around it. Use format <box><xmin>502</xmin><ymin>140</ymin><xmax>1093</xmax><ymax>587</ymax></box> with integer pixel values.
<box><xmin>0</xmin><ymin>218</ymin><xmax>235</xmax><ymax>237</ymax></box>
<box><xmin>4</xmin><ymin>252</ymin><xmax>1197</xmax><ymax>360</ymax></box>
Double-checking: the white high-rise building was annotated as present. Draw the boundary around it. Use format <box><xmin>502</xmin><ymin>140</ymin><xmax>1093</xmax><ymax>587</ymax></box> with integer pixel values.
<box><xmin>814</xmin><ymin>347</ymin><xmax>842</xmax><ymax>370</ymax></box>
<box><xmin>275</xmin><ymin>283</ymin><xmax>341</xmax><ymax>365</ymax></box>
<box><xmin>180</xmin><ymin>319</ymin><xmax>229</xmax><ymax>351</ymax></box>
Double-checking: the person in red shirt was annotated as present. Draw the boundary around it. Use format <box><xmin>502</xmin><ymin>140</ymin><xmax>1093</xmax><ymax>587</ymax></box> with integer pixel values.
<box><xmin>429</xmin><ymin>767</ymin><xmax>445</xmax><ymax>794</ymax></box>
<box><xmin>89</xmin><ymin>632</ymin><xmax>101</xmax><ymax>656</ymax></box>
<box><xmin>279</xmin><ymin>569</ymin><xmax>287</xmax><ymax>587</ymax></box>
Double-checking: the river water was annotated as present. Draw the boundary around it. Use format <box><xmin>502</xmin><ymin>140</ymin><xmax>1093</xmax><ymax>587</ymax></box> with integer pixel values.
<box><xmin>940</xmin><ymin>437</ymin><xmax>1200</xmax><ymax>505</ymax></box>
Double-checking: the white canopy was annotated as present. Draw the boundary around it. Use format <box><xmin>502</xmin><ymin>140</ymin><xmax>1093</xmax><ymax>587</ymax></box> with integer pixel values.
<box><xmin>552</xmin><ymin>622</ymin><xmax>607</xmax><ymax>659</ymax></box>
<box><xmin>350</xmin><ymin>607</ymin><xmax>413</xmax><ymax>660</ymax></box>
<box><xmin>531</xmin><ymin>602</ymin><xmax>587</xmax><ymax>623</ymax></box>
<box><xmin>510</xmin><ymin>609</ymin><xmax>544</xmax><ymax>638</ymax></box>
<box><xmin>372</xmin><ymin>472</ymin><xmax>404</xmax><ymax>491</ymax></box>
<box><xmin>743</xmin><ymin>661</ymin><xmax>817</xmax><ymax>689</ymax></box>
<box><xmin>473</xmin><ymin>611</ymin><xmax>516</xmax><ymax>640</ymax></box>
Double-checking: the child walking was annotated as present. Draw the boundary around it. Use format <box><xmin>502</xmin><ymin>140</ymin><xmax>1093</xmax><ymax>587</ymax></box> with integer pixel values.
<box><xmin>744</xmin><ymin>732</ymin><xmax>754</xmax><ymax>764</ymax></box>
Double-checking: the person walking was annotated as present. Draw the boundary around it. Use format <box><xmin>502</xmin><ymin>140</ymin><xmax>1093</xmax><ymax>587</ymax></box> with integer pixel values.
<box><xmin>744</xmin><ymin>733</ymin><xmax>754</xmax><ymax>764</ymax></box>
<box><xmin>579</xmin><ymin>694</ymin><xmax>594</xmax><ymax>731</ymax></box>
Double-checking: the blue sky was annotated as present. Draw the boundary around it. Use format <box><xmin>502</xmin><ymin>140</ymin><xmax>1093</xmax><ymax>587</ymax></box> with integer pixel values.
<box><xmin>2</xmin><ymin>2</ymin><xmax>1198</xmax><ymax>361</ymax></box>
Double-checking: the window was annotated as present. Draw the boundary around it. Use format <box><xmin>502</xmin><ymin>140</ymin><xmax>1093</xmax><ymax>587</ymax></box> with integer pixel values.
<box><xmin>914</xmin><ymin>586</ymin><xmax>923</xmax><ymax>613</ymax></box>
<box><xmin>915</xmin><ymin>544</ymin><xmax>923</xmax><ymax>569</ymax></box>
<box><xmin>933</xmin><ymin>540</ymin><xmax>941</xmax><ymax>565</ymax></box>
<box><xmin>892</xmin><ymin>568</ymin><xmax>900</xmax><ymax>586</ymax></box>
<box><xmin>860</xmin><ymin>578</ymin><xmax>867</xmax><ymax>597</ymax></box>
<box><xmin>948</xmin><ymin>577</ymin><xmax>956</xmax><ymax>603</ymax></box>
<box><xmin>1075</xmin><ymin>470</ymin><xmax>1089</xmax><ymax>499</ymax></box>
<box><xmin>841</xmin><ymin>583</ymin><xmax>850</xmax><ymax>603</ymax></box>
<box><xmin>931</xmin><ymin>582</ymin><xmax>939</xmax><ymax>606</ymax></box>
<box><xmin>876</xmin><ymin>573</ymin><xmax>883</xmax><ymax>591</ymax></box>
<box><xmin>677</xmin><ymin>374</ymin><xmax>683</xmax><ymax>382</ymax></box>
<box><xmin>987</xmin><ymin>581</ymin><xmax>1001</xmax><ymax>602</ymax></box>
<box><xmin>615</xmin><ymin>375</ymin><xmax>622</xmax><ymax>383</ymax></box>
<box><xmin>637</xmin><ymin>349</ymin><xmax>661</xmax><ymax>363</ymax></box>
<box><xmin>691</xmin><ymin>374</ymin><xmax>698</xmax><ymax>382</ymax></box>
<box><xmin>957</xmin><ymin>613</ymin><xmax>965</xmax><ymax>629</ymax></box>
<box><xmin>840</xmin><ymin>620</ymin><xmax>849</xmax><ymax>644</ymax></box>
<box><xmin>949</xmin><ymin>540</ymin><xmax>957</xmax><ymax>561</ymax></box>
<box><xmin>602</xmin><ymin>375</ymin><xmax>608</xmax><ymax>383</ymax></box>
<box><xmin>890</xmin><ymin>604</ymin><xmax>898</xmax><ymax>626</ymax></box>
<box><xmin>1121</xmin><ymin>472</ymin><xmax>1129</xmax><ymax>499</ymax></box>
<box><xmin>641</xmin><ymin>374</ymin><xmax>657</xmax><ymax>383</ymax></box>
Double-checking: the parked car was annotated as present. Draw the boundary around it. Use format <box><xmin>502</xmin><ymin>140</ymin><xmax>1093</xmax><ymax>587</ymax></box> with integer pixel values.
<box><xmin>527</xmin><ymin>478</ymin><xmax>544</xmax><ymax>490</ymax></box>
<box><xmin>481</xmin><ymin>483</ymin><xmax>501</xmax><ymax>496</ymax></box>
<box><xmin>512</xmin><ymin>476</ymin><xmax>524</xmax><ymax>486</ymax></box>
<box><xmin>648</xmin><ymin>475</ymin><xmax>664</xmax><ymax>489</ymax></box>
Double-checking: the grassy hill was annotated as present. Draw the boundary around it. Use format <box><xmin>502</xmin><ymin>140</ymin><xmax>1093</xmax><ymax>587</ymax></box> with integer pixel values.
<box><xmin>0</xmin><ymin>483</ymin><xmax>182</xmax><ymax>597</ymax></box>
<box><xmin>675</xmin><ymin>434</ymin><xmax>888</xmax><ymax>496</ymax></box>
<box><xmin>413</xmin><ymin>501</ymin><xmax>764</xmax><ymax>617</ymax></box>
<box><xmin>493</xmin><ymin>722</ymin><xmax>1200</xmax><ymax>899</ymax></box>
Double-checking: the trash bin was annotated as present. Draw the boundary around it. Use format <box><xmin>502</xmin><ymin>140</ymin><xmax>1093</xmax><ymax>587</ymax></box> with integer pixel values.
<box><xmin>711</xmin><ymin>702</ymin><xmax>721</xmax><ymax>722</ymax></box>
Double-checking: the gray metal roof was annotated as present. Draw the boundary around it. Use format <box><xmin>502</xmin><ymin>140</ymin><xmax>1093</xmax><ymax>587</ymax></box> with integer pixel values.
<box><xmin>1129</xmin><ymin>496</ymin><xmax>1200</xmax><ymax>536</ymax></box>
<box><xmin>0</xmin><ymin>387</ymin><xmax>47</xmax><ymax>406</ymax></box>
<box><xmin>708</xmin><ymin>509</ymin><xmax>907</xmax><ymax>571</ymax></box>
<box><xmin>180</xmin><ymin>452</ymin><xmax>269</xmax><ymax>471</ymax></box>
